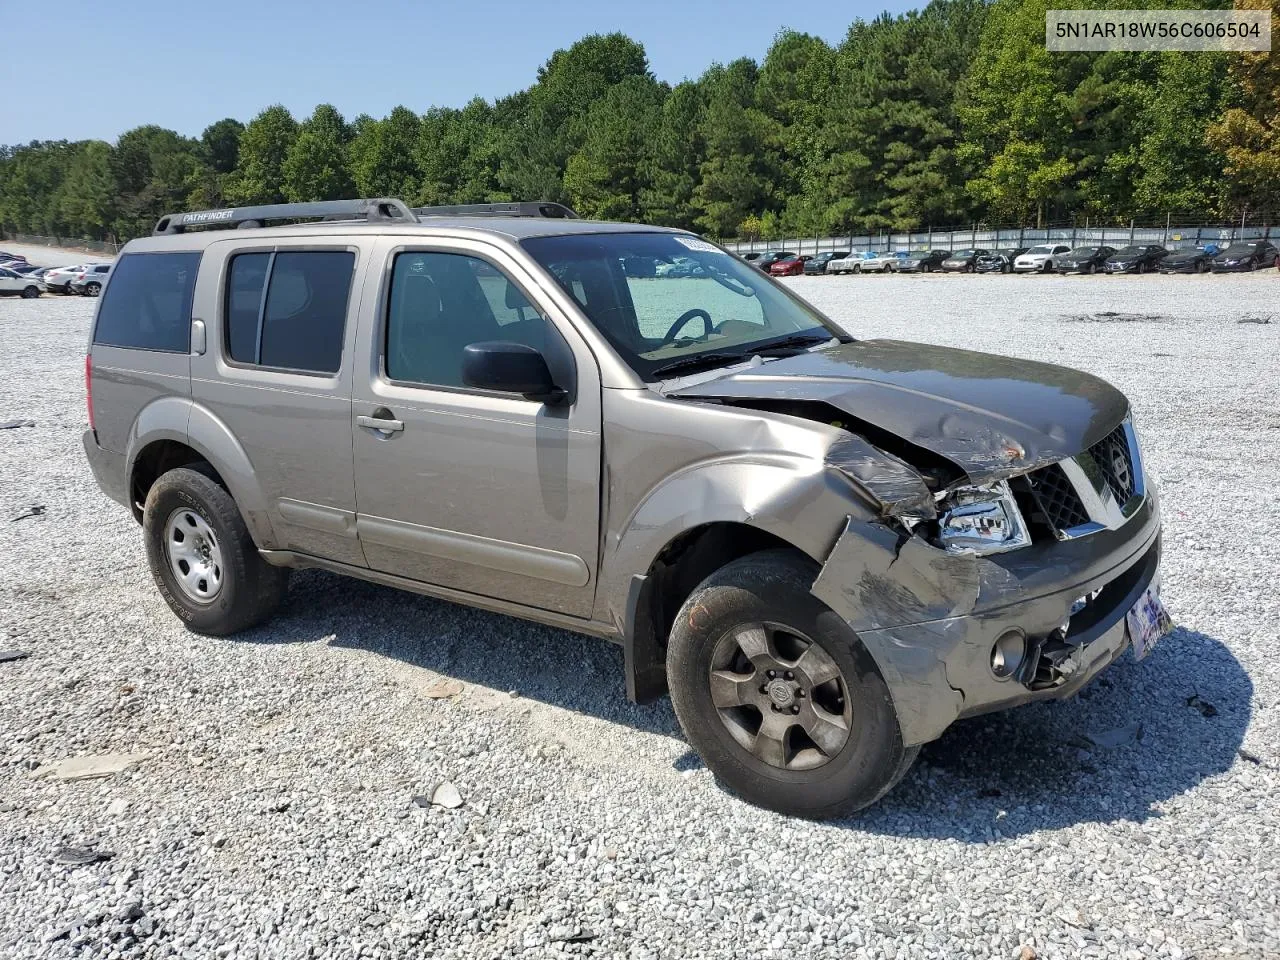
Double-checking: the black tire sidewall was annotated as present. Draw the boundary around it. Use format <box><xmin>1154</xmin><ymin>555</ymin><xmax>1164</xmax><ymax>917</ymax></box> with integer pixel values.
<box><xmin>667</xmin><ymin>552</ymin><xmax>905</xmax><ymax>818</ymax></box>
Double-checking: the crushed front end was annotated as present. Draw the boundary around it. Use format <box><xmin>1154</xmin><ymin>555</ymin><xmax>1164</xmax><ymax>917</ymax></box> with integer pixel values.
<box><xmin>813</xmin><ymin>417</ymin><xmax>1166</xmax><ymax>747</ymax></box>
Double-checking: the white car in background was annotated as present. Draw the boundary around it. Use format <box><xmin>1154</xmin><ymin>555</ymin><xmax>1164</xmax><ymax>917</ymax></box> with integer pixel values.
<box><xmin>826</xmin><ymin>251</ymin><xmax>877</xmax><ymax>275</ymax></box>
<box><xmin>0</xmin><ymin>265</ymin><xmax>43</xmax><ymax>298</ymax></box>
<box><xmin>70</xmin><ymin>262</ymin><xmax>113</xmax><ymax>296</ymax></box>
<box><xmin>42</xmin><ymin>264</ymin><xmax>88</xmax><ymax>294</ymax></box>
<box><xmin>1013</xmin><ymin>243</ymin><xmax>1072</xmax><ymax>273</ymax></box>
<box><xmin>859</xmin><ymin>250</ymin><xmax>909</xmax><ymax>273</ymax></box>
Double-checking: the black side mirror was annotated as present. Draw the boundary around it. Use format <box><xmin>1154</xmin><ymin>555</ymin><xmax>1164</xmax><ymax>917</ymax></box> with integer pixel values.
<box><xmin>462</xmin><ymin>341</ymin><xmax>566</xmax><ymax>403</ymax></box>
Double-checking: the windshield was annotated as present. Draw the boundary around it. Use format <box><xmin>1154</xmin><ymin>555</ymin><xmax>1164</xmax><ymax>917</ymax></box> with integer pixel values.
<box><xmin>1027</xmin><ymin>245</ymin><xmax>1053</xmax><ymax>255</ymax></box>
<box><xmin>1221</xmin><ymin>243</ymin><xmax>1259</xmax><ymax>255</ymax></box>
<box><xmin>1112</xmin><ymin>246</ymin><xmax>1143</xmax><ymax>257</ymax></box>
<box><xmin>950</xmin><ymin>250</ymin><xmax>975</xmax><ymax>258</ymax></box>
<box><xmin>522</xmin><ymin>233</ymin><xmax>841</xmax><ymax>381</ymax></box>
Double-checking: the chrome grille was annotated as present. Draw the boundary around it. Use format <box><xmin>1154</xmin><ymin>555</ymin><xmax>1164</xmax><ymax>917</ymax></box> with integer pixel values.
<box><xmin>1088</xmin><ymin>424</ymin><xmax>1136</xmax><ymax>504</ymax></box>
<box><xmin>1025</xmin><ymin>463</ymin><xmax>1090</xmax><ymax>531</ymax></box>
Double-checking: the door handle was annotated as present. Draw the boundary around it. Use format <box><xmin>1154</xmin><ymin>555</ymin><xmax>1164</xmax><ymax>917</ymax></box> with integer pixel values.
<box><xmin>357</xmin><ymin>412</ymin><xmax>404</xmax><ymax>434</ymax></box>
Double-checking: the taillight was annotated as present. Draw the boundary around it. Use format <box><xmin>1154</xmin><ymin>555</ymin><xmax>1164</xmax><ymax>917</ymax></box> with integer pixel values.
<box><xmin>85</xmin><ymin>355</ymin><xmax>95</xmax><ymax>431</ymax></box>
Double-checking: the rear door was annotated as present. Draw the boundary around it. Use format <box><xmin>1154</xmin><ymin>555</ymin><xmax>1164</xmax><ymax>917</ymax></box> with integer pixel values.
<box><xmin>191</xmin><ymin>235</ymin><xmax>372</xmax><ymax>567</ymax></box>
<box><xmin>349</xmin><ymin>235</ymin><xmax>602</xmax><ymax>618</ymax></box>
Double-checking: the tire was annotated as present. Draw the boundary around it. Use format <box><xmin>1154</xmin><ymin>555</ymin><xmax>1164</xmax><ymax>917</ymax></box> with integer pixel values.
<box><xmin>85</xmin><ymin>281</ymin><xmax>101</xmax><ymax>297</ymax></box>
<box><xmin>20</xmin><ymin>285</ymin><xmax>40</xmax><ymax>298</ymax></box>
<box><xmin>1086</xmin><ymin>263</ymin><xmax>1095</xmax><ymax>275</ymax></box>
<box><xmin>1248</xmin><ymin>260</ymin><xmax>1257</xmax><ymax>272</ymax></box>
<box><xmin>666</xmin><ymin>549</ymin><xmax>912</xmax><ymax>819</ymax></box>
<box><xmin>143</xmin><ymin>467</ymin><xmax>289</xmax><ymax>636</ymax></box>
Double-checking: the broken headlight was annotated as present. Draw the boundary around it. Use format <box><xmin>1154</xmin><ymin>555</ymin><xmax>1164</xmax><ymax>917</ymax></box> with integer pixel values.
<box><xmin>933</xmin><ymin>481</ymin><xmax>1031</xmax><ymax>556</ymax></box>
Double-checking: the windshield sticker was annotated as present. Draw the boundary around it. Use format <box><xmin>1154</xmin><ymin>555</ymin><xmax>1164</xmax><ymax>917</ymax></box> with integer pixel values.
<box><xmin>674</xmin><ymin>236</ymin><xmax>720</xmax><ymax>253</ymax></box>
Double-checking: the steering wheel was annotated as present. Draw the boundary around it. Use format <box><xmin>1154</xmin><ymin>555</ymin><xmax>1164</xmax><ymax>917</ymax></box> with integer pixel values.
<box><xmin>661</xmin><ymin>308</ymin><xmax>715</xmax><ymax>344</ymax></box>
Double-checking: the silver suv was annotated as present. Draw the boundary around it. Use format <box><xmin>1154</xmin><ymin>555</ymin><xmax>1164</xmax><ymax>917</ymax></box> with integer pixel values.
<box><xmin>83</xmin><ymin>198</ymin><xmax>1169</xmax><ymax>818</ymax></box>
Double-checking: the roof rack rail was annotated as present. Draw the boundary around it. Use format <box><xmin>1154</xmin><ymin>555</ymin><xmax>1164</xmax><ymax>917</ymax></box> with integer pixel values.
<box><xmin>413</xmin><ymin>201</ymin><xmax>579</xmax><ymax>220</ymax></box>
<box><xmin>153</xmin><ymin>197</ymin><xmax>417</xmax><ymax>235</ymax></box>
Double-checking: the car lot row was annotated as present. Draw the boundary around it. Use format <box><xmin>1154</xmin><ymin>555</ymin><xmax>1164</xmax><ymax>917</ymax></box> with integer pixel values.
<box><xmin>0</xmin><ymin>250</ymin><xmax>112</xmax><ymax>297</ymax></box>
<box><xmin>743</xmin><ymin>240</ymin><xmax>1280</xmax><ymax>276</ymax></box>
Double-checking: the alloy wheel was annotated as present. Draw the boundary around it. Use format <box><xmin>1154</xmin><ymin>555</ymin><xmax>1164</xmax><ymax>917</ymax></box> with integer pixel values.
<box><xmin>708</xmin><ymin>622</ymin><xmax>854</xmax><ymax>771</ymax></box>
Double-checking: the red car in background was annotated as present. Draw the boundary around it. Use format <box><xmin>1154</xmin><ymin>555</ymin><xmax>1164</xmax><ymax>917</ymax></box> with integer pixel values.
<box><xmin>769</xmin><ymin>254</ymin><xmax>811</xmax><ymax>277</ymax></box>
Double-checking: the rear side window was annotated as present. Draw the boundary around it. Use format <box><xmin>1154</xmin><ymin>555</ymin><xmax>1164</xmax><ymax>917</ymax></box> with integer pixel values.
<box><xmin>224</xmin><ymin>250</ymin><xmax>354</xmax><ymax>374</ymax></box>
<box><xmin>92</xmin><ymin>252</ymin><xmax>201</xmax><ymax>353</ymax></box>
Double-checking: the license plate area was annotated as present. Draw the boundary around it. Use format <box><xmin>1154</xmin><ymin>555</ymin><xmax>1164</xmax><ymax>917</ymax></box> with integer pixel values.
<box><xmin>1127</xmin><ymin>579</ymin><xmax>1173</xmax><ymax>660</ymax></box>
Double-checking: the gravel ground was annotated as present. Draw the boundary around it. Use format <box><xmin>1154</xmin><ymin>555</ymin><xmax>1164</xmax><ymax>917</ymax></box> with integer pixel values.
<box><xmin>1</xmin><ymin>272</ymin><xmax>1278</xmax><ymax>960</ymax></box>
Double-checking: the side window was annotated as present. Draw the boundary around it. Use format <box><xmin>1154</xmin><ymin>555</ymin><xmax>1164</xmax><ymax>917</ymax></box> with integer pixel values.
<box><xmin>92</xmin><ymin>252</ymin><xmax>201</xmax><ymax>353</ymax></box>
<box><xmin>385</xmin><ymin>251</ymin><xmax>549</xmax><ymax>389</ymax></box>
<box><xmin>223</xmin><ymin>250</ymin><xmax>354</xmax><ymax>374</ymax></box>
<box><xmin>95</xmin><ymin>265</ymin><xmax>110</xmax><ymax>274</ymax></box>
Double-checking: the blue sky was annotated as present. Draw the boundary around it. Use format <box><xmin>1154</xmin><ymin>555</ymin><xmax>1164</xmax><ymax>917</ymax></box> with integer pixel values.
<box><xmin>2</xmin><ymin>0</ymin><xmax>920</xmax><ymax>145</ymax></box>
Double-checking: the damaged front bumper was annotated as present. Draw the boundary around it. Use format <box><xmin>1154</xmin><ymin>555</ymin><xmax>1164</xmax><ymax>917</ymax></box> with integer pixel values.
<box><xmin>811</xmin><ymin>488</ymin><xmax>1162</xmax><ymax>747</ymax></box>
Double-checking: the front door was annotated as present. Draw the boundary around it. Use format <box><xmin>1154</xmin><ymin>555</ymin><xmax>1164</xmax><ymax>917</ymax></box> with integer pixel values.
<box><xmin>350</xmin><ymin>236</ymin><xmax>602</xmax><ymax>618</ymax></box>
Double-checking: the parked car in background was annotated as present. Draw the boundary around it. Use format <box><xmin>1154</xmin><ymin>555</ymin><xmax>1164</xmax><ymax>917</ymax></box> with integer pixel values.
<box><xmin>1210</xmin><ymin>240</ymin><xmax>1278</xmax><ymax>273</ymax></box>
<box><xmin>1013</xmin><ymin>244</ymin><xmax>1072</xmax><ymax>273</ymax></box>
<box><xmin>1055</xmin><ymin>246</ymin><xmax>1116</xmax><ymax>275</ymax></box>
<box><xmin>940</xmin><ymin>249</ymin><xmax>991</xmax><ymax>273</ymax></box>
<box><xmin>826</xmin><ymin>251</ymin><xmax>877</xmax><ymax>275</ymax></box>
<box><xmin>860</xmin><ymin>251</ymin><xmax>909</xmax><ymax>273</ymax></box>
<box><xmin>1158</xmin><ymin>245</ymin><xmax>1218</xmax><ymax>274</ymax></box>
<box><xmin>41</xmin><ymin>264</ymin><xmax>87</xmax><ymax>294</ymax></box>
<box><xmin>739</xmin><ymin>252</ymin><xmax>762</xmax><ymax>263</ymax></box>
<box><xmin>0</xmin><ymin>252</ymin><xmax>28</xmax><ymax>266</ymax></box>
<box><xmin>896</xmin><ymin>250</ymin><xmax>950</xmax><ymax>273</ymax></box>
<box><xmin>1104</xmin><ymin>245</ymin><xmax>1169</xmax><ymax>274</ymax></box>
<box><xmin>8</xmin><ymin>263</ymin><xmax>44</xmax><ymax>275</ymax></box>
<box><xmin>769</xmin><ymin>254</ymin><xmax>812</xmax><ymax>277</ymax></box>
<box><xmin>975</xmin><ymin>248</ymin><xmax>1027</xmax><ymax>274</ymax></box>
<box><xmin>804</xmin><ymin>251</ymin><xmax>851</xmax><ymax>275</ymax></box>
<box><xmin>71</xmin><ymin>262</ymin><xmax>113</xmax><ymax>296</ymax></box>
<box><xmin>753</xmin><ymin>250</ymin><xmax>798</xmax><ymax>273</ymax></box>
<box><xmin>0</xmin><ymin>265</ymin><xmax>43</xmax><ymax>298</ymax></box>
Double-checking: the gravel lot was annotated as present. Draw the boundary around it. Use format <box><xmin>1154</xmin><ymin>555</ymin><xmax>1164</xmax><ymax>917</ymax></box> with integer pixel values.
<box><xmin>2</xmin><ymin>270</ymin><xmax>1278</xmax><ymax>960</ymax></box>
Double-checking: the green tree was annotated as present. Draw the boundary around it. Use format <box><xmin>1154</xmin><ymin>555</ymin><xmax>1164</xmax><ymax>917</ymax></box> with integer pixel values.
<box><xmin>349</xmin><ymin>106</ymin><xmax>421</xmax><ymax>198</ymax></box>
<box><xmin>110</xmin><ymin>125</ymin><xmax>207</xmax><ymax>237</ymax></box>
<box><xmin>56</xmin><ymin>141</ymin><xmax>117</xmax><ymax>238</ymax></box>
<box><xmin>564</xmin><ymin>75</ymin><xmax>665</xmax><ymax>219</ymax></box>
<box><xmin>1206</xmin><ymin>0</ymin><xmax>1280</xmax><ymax>215</ymax></box>
<box><xmin>201</xmin><ymin>118</ymin><xmax>244</xmax><ymax>174</ymax></box>
<box><xmin>228</xmin><ymin>105</ymin><xmax>298</xmax><ymax>205</ymax></box>
<box><xmin>498</xmin><ymin>33</ymin><xmax>651</xmax><ymax>202</ymax></box>
<box><xmin>282</xmin><ymin>104</ymin><xmax>355</xmax><ymax>201</ymax></box>
<box><xmin>692</xmin><ymin>59</ymin><xmax>779</xmax><ymax>236</ymax></box>
<box><xmin>639</xmin><ymin>81</ymin><xmax>705</xmax><ymax>228</ymax></box>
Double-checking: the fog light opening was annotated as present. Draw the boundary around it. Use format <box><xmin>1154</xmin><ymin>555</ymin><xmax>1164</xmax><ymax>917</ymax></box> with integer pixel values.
<box><xmin>991</xmin><ymin>631</ymin><xmax>1027</xmax><ymax>681</ymax></box>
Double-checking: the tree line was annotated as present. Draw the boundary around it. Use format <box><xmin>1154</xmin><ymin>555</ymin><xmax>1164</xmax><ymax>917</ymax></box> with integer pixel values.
<box><xmin>1</xmin><ymin>0</ymin><xmax>1276</xmax><ymax>245</ymax></box>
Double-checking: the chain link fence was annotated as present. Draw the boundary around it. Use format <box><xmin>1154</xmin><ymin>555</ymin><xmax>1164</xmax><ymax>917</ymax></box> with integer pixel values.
<box><xmin>722</xmin><ymin>220</ymin><xmax>1277</xmax><ymax>256</ymax></box>
<box><xmin>2</xmin><ymin>233</ymin><xmax>121</xmax><ymax>256</ymax></box>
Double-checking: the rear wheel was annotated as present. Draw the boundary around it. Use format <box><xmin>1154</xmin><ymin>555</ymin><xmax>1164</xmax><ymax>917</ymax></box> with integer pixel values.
<box><xmin>143</xmin><ymin>467</ymin><xmax>289</xmax><ymax>636</ymax></box>
<box><xmin>20</xmin><ymin>285</ymin><xmax>40</xmax><ymax>298</ymax></box>
<box><xmin>666</xmin><ymin>550</ymin><xmax>913</xmax><ymax>818</ymax></box>
<box><xmin>85</xmin><ymin>281</ymin><xmax>101</xmax><ymax>296</ymax></box>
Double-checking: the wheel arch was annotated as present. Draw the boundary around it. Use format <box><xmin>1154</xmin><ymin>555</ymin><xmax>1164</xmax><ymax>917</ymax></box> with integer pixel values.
<box><xmin>126</xmin><ymin>400</ymin><xmax>276</xmax><ymax>547</ymax></box>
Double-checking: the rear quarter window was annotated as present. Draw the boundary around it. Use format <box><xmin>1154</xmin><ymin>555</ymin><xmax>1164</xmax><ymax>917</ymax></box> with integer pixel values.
<box><xmin>92</xmin><ymin>252</ymin><xmax>201</xmax><ymax>353</ymax></box>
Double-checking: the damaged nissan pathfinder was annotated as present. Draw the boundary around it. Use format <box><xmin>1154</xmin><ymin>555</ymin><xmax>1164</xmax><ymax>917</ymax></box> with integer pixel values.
<box><xmin>83</xmin><ymin>198</ymin><xmax>1171</xmax><ymax>818</ymax></box>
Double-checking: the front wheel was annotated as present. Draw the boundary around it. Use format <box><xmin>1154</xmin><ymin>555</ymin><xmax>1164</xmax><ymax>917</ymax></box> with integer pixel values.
<box><xmin>21</xmin><ymin>285</ymin><xmax>40</xmax><ymax>298</ymax></box>
<box><xmin>666</xmin><ymin>550</ymin><xmax>913</xmax><ymax>819</ymax></box>
<box><xmin>143</xmin><ymin>467</ymin><xmax>289</xmax><ymax>636</ymax></box>
<box><xmin>85</xmin><ymin>281</ymin><xmax>101</xmax><ymax>297</ymax></box>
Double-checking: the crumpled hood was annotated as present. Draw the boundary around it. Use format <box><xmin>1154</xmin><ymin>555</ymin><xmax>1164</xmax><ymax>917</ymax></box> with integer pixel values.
<box><xmin>669</xmin><ymin>339</ymin><xmax>1129</xmax><ymax>484</ymax></box>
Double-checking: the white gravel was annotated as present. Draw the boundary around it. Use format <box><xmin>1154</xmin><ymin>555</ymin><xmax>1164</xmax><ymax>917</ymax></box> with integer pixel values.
<box><xmin>1</xmin><ymin>272</ymin><xmax>1278</xmax><ymax>960</ymax></box>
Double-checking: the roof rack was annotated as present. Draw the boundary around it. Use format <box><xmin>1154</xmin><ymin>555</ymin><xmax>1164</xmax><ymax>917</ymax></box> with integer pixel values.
<box><xmin>153</xmin><ymin>197</ymin><xmax>418</xmax><ymax>235</ymax></box>
<box><xmin>413</xmin><ymin>201</ymin><xmax>579</xmax><ymax>220</ymax></box>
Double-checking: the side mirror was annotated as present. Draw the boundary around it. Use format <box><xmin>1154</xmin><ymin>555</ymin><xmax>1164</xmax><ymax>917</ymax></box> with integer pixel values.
<box><xmin>462</xmin><ymin>341</ymin><xmax>566</xmax><ymax>403</ymax></box>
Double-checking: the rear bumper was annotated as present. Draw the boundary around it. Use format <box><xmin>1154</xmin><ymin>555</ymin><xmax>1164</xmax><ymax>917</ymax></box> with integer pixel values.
<box><xmin>82</xmin><ymin>430</ymin><xmax>129</xmax><ymax>508</ymax></box>
<box><xmin>813</xmin><ymin>489</ymin><xmax>1163</xmax><ymax>746</ymax></box>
